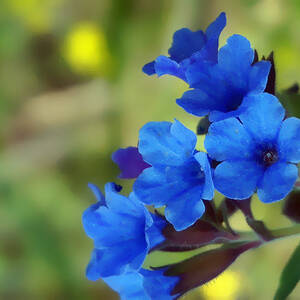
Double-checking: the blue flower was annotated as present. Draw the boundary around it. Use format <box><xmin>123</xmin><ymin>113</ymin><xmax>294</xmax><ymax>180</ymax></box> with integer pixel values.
<box><xmin>112</xmin><ymin>147</ymin><xmax>150</xmax><ymax>179</ymax></box>
<box><xmin>82</xmin><ymin>183</ymin><xmax>166</xmax><ymax>280</ymax></box>
<box><xmin>133</xmin><ymin>120</ymin><xmax>214</xmax><ymax>231</ymax></box>
<box><xmin>103</xmin><ymin>269</ymin><xmax>179</xmax><ymax>300</ymax></box>
<box><xmin>177</xmin><ymin>35</ymin><xmax>271</xmax><ymax>122</ymax></box>
<box><xmin>204</xmin><ymin>93</ymin><xmax>300</xmax><ymax>203</ymax></box>
<box><xmin>143</xmin><ymin>12</ymin><xmax>226</xmax><ymax>82</ymax></box>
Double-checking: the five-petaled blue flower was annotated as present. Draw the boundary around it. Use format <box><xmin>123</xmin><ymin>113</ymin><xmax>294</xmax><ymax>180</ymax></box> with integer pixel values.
<box><xmin>103</xmin><ymin>269</ymin><xmax>179</xmax><ymax>300</ymax></box>
<box><xmin>143</xmin><ymin>12</ymin><xmax>226</xmax><ymax>82</ymax></box>
<box><xmin>133</xmin><ymin>120</ymin><xmax>214</xmax><ymax>231</ymax></box>
<box><xmin>82</xmin><ymin>182</ymin><xmax>165</xmax><ymax>280</ymax></box>
<box><xmin>205</xmin><ymin>93</ymin><xmax>300</xmax><ymax>203</ymax></box>
<box><xmin>177</xmin><ymin>35</ymin><xmax>271</xmax><ymax>122</ymax></box>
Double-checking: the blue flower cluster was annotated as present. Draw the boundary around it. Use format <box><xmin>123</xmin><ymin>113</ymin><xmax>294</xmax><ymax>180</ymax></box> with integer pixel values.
<box><xmin>82</xmin><ymin>12</ymin><xmax>299</xmax><ymax>299</ymax></box>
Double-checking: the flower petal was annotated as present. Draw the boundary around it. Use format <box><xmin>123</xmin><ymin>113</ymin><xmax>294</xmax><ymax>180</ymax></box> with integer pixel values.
<box><xmin>278</xmin><ymin>117</ymin><xmax>300</xmax><ymax>163</ymax></box>
<box><xmin>103</xmin><ymin>272</ymin><xmax>148</xmax><ymax>300</ymax></box>
<box><xmin>194</xmin><ymin>152</ymin><xmax>214</xmax><ymax>200</ymax></box>
<box><xmin>134</xmin><ymin>167</ymin><xmax>174</xmax><ymax>206</ymax></box>
<box><xmin>218</xmin><ymin>34</ymin><xmax>254</xmax><ymax>74</ymax></box>
<box><xmin>142</xmin><ymin>61</ymin><xmax>156</xmax><ymax>76</ymax></box>
<box><xmin>257</xmin><ymin>162</ymin><xmax>298</xmax><ymax>203</ymax></box>
<box><xmin>138</xmin><ymin>121</ymin><xmax>195</xmax><ymax>167</ymax></box>
<box><xmin>168</xmin><ymin>28</ymin><xmax>205</xmax><ymax>62</ymax></box>
<box><xmin>176</xmin><ymin>88</ymin><xmax>223</xmax><ymax>117</ymax></box>
<box><xmin>239</xmin><ymin>93</ymin><xmax>285</xmax><ymax>142</ymax></box>
<box><xmin>133</xmin><ymin>167</ymin><xmax>192</xmax><ymax>207</ymax></box>
<box><xmin>201</xmin><ymin>12</ymin><xmax>226</xmax><ymax>62</ymax></box>
<box><xmin>170</xmin><ymin>119</ymin><xmax>197</xmax><ymax>149</ymax></box>
<box><xmin>112</xmin><ymin>147</ymin><xmax>150</xmax><ymax>179</ymax></box>
<box><xmin>104</xmin><ymin>183</ymin><xmax>146</xmax><ymax>218</ymax></box>
<box><xmin>141</xmin><ymin>269</ymin><xmax>179</xmax><ymax>300</ymax></box>
<box><xmin>154</xmin><ymin>55</ymin><xmax>186</xmax><ymax>80</ymax></box>
<box><xmin>165</xmin><ymin>186</ymin><xmax>205</xmax><ymax>231</ymax></box>
<box><xmin>205</xmin><ymin>12</ymin><xmax>226</xmax><ymax>40</ymax></box>
<box><xmin>88</xmin><ymin>234</ymin><xmax>148</xmax><ymax>278</ymax></box>
<box><xmin>248</xmin><ymin>60</ymin><xmax>271</xmax><ymax>93</ymax></box>
<box><xmin>146</xmin><ymin>214</ymin><xmax>166</xmax><ymax>249</ymax></box>
<box><xmin>214</xmin><ymin>160</ymin><xmax>264</xmax><ymax>199</ymax></box>
<box><xmin>204</xmin><ymin>118</ymin><xmax>254</xmax><ymax>161</ymax></box>
<box><xmin>88</xmin><ymin>183</ymin><xmax>105</xmax><ymax>204</ymax></box>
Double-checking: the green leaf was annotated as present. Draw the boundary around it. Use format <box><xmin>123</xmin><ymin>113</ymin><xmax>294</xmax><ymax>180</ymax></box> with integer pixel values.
<box><xmin>277</xmin><ymin>84</ymin><xmax>300</xmax><ymax>118</ymax></box>
<box><xmin>274</xmin><ymin>242</ymin><xmax>300</xmax><ymax>300</ymax></box>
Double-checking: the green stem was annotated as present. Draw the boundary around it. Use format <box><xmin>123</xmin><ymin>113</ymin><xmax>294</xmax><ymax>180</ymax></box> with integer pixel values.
<box><xmin>270</xmin><ymin>224</ymin><xmax>300</xmax><ymax>239</ymax></box>
<box><xmin>236</xmin><ymin>224</ymin><xmax>300</xmax><ymax>244</ymax></box>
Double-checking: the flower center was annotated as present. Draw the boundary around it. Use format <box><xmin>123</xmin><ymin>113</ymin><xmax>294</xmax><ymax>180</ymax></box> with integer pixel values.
<box><xmin>262</xmin><ymin>149</ymin><xmax>278</xmax><ymax>167</ymax></box>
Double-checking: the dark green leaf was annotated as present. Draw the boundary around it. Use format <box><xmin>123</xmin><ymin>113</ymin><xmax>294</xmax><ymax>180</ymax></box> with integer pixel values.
<box><xmin>274</xmin><ymin>242</ymin><xmax>300</xmax><ymax>300</ymax></box>
<box><xmin>277</xmin><ymin>84</ymin><xmax>300</xmax><ymax>118</ymax></box>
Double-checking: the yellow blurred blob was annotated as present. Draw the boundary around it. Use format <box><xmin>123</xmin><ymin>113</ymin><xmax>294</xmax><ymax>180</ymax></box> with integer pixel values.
<box><xmin>7</xmin><ymin>0</ymin><xmax>62</xmax><ymax>32</ymax></box>
<box><xmin>201</xmin><ymin>270</ymin><xmax>240</xmax><ymax>300</ymax></box>
<box><xmin>63</xmin><ymin>23</ymin><xmax>111</xmax><ymax>76</ymax></box>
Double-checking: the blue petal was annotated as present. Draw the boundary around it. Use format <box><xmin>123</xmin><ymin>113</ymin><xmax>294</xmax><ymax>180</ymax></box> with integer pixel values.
<box><xmin>87</xmin><ymin>234</ymin><xmax>148</xmax><ymax>278</ymax></box>
<box><xmin>85</xmin><ymin>246</ymin><xmax>147</xmax><ymax>280</ymax></box>
<box><xmin>134</xmin><ymin>155</ymin><xmax>206</xmax><ymax>208</ymax></box>
<box><xmin>112</xmin><ymin>147</ymin><xmax>150</xmax><ymax>179</ymax></box>
<box><xmin>133</xmin><ymin>167</ymin><xmax>188</xmax><ymax>207</ymax></box>
<box><xmin>183</xmin><ymin>65</ymin><xmax>250</xmax><ymax>121</ymax></box>
<box><xmin>278</xmin><ymin>117</ymin><xmax>300</xmax><ymax>163</ymax></box>
<box><xmin>88</xmin><ymin>183</ymin><xmax>105</xmax><ymax>204</ymax></box>
<box><xmin>170</xmin><ymin>119</ymin><xmax>197</xmax><ymax>149</ymax></box>
<box><xmin>154</xmin><ymin>56</ymin><xmax>186</xmax><ymax>80</ymax></box>
<box><xmin>208</xmin><ymin>104</ymin><xmax>249</xmax><ymax>122</ymax></box>
<box><xmin>104</xmin><ymin>183</ymin><xmax>146</xmax><ymax>218</ymax></box>
<box><xmin>214</xmin><ymin>160</ymin><xmax>264</xmax><ymax>200</ymax></box>
<box><xmin>177</xmin><ymin>88</ymin><xmax>225</xmax><ymax>117</ymax></box>
<box><xmin>248</xmin><ymin>61</ymin><xmax>271</xmax><ymax>93</ymax></box>
<box><xmin>138</xmin><ymin>121</ymin><xmax>196</xmax><ymax>167</ymax></box>
<box><xmin>146</xmin><ymin>214</ymin><xmax>166</xmax><ymax>249</ymax></box>
<box><xmin>168</xmin><ymin>28</ymin><xmax>205</xmax><ymax>62</ymax></box>
<box><xmin>129</xmin><ymin>192</ymin><xmax>154</xmax><ymax>230</ymax></box>
<box><xmin>194</xmin><ymin>152</ymin><xmax>214</xmax><ymax>200</ymax></box>
<box><xmin>84</xmin><ymin>206</ymin><xmax>145</xmax><ymax>248</ymax></box>
<box><xmin>86</xmin><ymin>249</ymin><xmax>104</xmax><ymax>281</ymax></box>
<box><xmin>143</xmin><ymin>61</ymin><xmax>156</xmax><ymax>76</ymax></box>
<box><xmin>201</xmin><ymin>12</ymin><xmax>226</xmax><ymax>62</ymax></box>
<box><xmin>218</xmin><ymin>34</ymin><xmax>254</xmax><ymax>74</ymax></box>
<box><xmin>257</xmin><ymin>162</ymin><xmax>298</xmax><ymax>203</ymax></box>
<box><xmin>103</xmin><ymin>269</ymin><xmax>178</xmax><ymax>300</ymax></box>
<box><xmin>204</xmin><ymin>118</ymin><xmax>254</xmax><ymax>161</ymax></box>
<box><xmin>141</xmin><ymin>269</ymin><xmax>179</xmax><ymax>300</ymax></box>
<box><xmin>185</xmin><ymin>58</ymin><xmax>215</xmax><ymax>87</ymax></box>
<box><xmin>104</xmin><ymin>272</ymin><xmax>149</xmax><ymax>300</ymax></box>
<box><xmin>239</xmin><ymin>93</ymin><xmax>285</xmax><ymax>143</ymax></box>
<box><xmin>164</xmin><ymin>186</ymin><xmax>205</xmax><ymax>231</ymax></box>
<box><xmin>205</xmin><ymin>12</ymin><xmax>227</xmax><ymax>40</ymax></box>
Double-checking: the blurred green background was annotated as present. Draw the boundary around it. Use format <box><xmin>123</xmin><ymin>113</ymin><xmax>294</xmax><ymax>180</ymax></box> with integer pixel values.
<box><xmin>0</xmin><ymin>0</ymin><xmax>299</xmax><ymax>299</ymax></box>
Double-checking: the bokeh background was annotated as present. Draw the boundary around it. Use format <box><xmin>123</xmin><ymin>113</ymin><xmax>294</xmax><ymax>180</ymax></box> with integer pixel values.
<box><xmin>0</xmin><ymin>0</ymin><xmax>299</xmax><ymax>299</ymax></box>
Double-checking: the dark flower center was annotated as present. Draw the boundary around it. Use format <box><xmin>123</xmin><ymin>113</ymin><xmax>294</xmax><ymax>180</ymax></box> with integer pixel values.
<box><xmin>261</xmin><ymin>149</ymin><xmax>278</xmax><ymax>167</ymax></box>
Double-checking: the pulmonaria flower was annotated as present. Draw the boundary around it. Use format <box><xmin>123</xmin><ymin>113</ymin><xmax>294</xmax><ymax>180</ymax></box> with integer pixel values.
<box><xmin>82</xmin><ymin>182</ymin><xmax>165</xmax><ymax>280</ymax></box>
<box><xmin>103</xmin><ymin>269</ymin><xmax>179</xmax><ymax>300</ymax></box>
<box><xmin>142</xmin><ymin>12</ymin><xmax>226</xmax><ymax>81</ymax></box>
<box><xmin>133</xmin><ymin>120</ymin><xmax>214</xmax><ymax>231</ymax></box>
<box><xmin>112</xmin><ymin>146</ymin><xmax>150</xmax><ymax>179</ymax></box>
<box><xmin>177</xmin><ymin>34</ymin><xmax>271</xmax><ymax>122</ymax></box>
<box><xmin>204</xmin><ymin>93</ymin><xmax>300</xmax><ymax>202</ymax></box>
